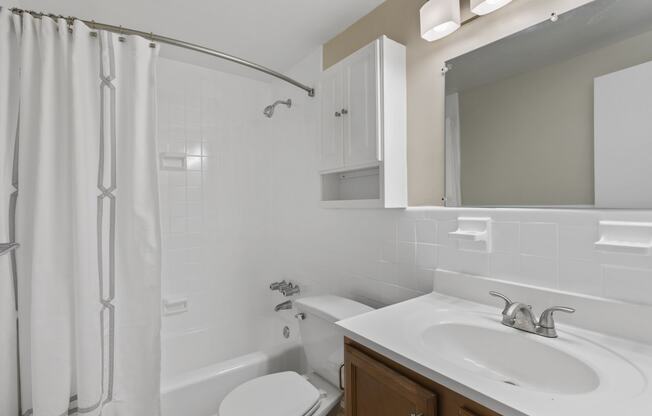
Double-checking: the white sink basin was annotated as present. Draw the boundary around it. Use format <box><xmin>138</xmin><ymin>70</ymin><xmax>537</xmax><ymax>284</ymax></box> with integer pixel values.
<box><xmin>421</xmin><ymin>323</ymin><xmax>599</xmax><ymax>394</ymax></box>
<box><xmin>337</xmin><ymin>292</ymin><xmax>652</xmax><ymax>416</ymax></box>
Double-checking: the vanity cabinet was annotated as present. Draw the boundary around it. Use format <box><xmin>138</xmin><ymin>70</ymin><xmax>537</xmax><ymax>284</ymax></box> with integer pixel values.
<box><xmin>319</xmin><ymin>36</ymin><xmax>406</xmax><ymax>208</ymax></box>
<box><xmin>344</xmin><ymin>339</ymin><xmax>501</xmax><ymax>416</ymax></box>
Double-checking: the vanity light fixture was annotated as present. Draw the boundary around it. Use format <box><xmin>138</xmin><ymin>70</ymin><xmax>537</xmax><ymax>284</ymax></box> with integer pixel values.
<box><xmin>470</xmin><ymin>0</ymin><xmax>513</xmax><ymax>15</ymax></box>
<box><xmin>420</xmin><ymin>0</ymin><xmax>461</xmax><ymax>42</ymax></box>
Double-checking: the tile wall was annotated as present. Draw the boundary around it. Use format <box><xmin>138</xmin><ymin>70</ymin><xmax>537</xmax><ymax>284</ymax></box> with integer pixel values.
<box><xmin>157</xmin><ymin>58</ymin><xmax>274</xmax><ymax>377</ymax></box>
<box><xmin>265</xmin><ymin>49</ymin><xmax>652</xmax><ymax>314</ymax></box>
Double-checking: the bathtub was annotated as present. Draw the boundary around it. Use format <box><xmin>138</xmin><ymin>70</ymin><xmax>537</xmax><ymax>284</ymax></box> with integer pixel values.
<box><xmin>161</xmin><ymin>342</ymin><xmax>304</xmax><ymax>416</ymax></box>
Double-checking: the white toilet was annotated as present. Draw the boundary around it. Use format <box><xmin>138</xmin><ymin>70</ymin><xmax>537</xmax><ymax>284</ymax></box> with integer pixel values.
<box><xmin>219</xmin><ymin>295</ymin><xmax>374</xmax><ymax>416</ymax></box>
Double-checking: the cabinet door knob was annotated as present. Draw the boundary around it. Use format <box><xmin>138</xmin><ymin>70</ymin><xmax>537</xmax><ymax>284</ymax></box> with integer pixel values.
<box><xmin>410</xmin><ymin>413</ymin><xmax>423</xmax><ymax>416</ymax></box>
<box><xmin>341</xmin><ymin>108</ymin><xmax>349</xmax><ymax>115</ymax></box>
<box><xmin>335</xmin><ymin>111</ymin><xmax>342</xmax><ymax>117</ymax></box>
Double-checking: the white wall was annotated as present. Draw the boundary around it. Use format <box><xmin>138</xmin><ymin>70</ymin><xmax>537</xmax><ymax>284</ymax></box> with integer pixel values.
<box><xmin>264</xmin><ymin>48</ymin><xmax>652</xmax><ymax>319</ymax></box>
<box><xmin>157</xmin><ymin>58</ymin><xmax>277</xmax><ymax>377</ymax></box>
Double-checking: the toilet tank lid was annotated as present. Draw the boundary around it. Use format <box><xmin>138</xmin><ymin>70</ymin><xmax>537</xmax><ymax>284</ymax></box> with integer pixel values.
<box><xmin>295</xmin><ymin>295</ymin><xmax>374</xmax><ymax>322</ymax></box>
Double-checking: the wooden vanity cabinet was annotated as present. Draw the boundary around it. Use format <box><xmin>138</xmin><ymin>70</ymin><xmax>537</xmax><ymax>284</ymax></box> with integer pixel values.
<box><xmin>344</xmin><ymin>338</ymin><xmax>501</xmax><ymax>416</ymax></box>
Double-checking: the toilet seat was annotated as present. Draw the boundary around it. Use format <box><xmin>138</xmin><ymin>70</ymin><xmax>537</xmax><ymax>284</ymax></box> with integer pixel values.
<box><xmin>219</xmin><ymin>371</ymin><xmax>321</xmax><ymax>416</ymax></box>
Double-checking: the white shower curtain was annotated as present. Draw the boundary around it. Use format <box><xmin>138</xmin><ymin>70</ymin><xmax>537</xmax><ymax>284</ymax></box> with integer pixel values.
<box><xmin>0</xmin><ymin>8</ymin><xmax>21</xmax><ymax>416</ymax></box>
<box><xmin>1</xmin><ymin>9</ymin><xmax>162</xmax><ymax>416</ymax></box>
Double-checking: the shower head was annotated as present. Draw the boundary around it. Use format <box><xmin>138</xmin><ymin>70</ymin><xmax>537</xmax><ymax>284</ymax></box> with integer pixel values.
<box><xmin>263</xmin><ymin>99</ymin><xmax>292</xmax><ymax>118</ymax></box>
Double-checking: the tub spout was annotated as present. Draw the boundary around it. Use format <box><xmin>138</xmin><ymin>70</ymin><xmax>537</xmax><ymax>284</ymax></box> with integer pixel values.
<box><xmin>274</xmin><ymin>300</ymin><xmax>292</xmax><ymax>312</ymax></box>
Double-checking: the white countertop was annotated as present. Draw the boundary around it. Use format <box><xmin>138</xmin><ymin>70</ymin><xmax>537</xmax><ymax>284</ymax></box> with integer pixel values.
<box><xmin>337</xmin><ymin>292</ymin><xmax>652</xmax><ymax>416</ymax></box>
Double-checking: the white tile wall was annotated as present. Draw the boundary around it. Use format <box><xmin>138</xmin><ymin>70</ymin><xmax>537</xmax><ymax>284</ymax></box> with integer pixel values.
<box><xmin>157</xmin><ymin>58</ymin><xmax>274</xmax><ymax>377</ymax></box>
<box><xmin>157</xmin><ymin>46</ymin><xmax>652</xmax><ymax>378</ymax></box>
<box><xmin>265</xmin><ymin>49</ymin><xmax>652</xmax><ymax>312</ymax></box>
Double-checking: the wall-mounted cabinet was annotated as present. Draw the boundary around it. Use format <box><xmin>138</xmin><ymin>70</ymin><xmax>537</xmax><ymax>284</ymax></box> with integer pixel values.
<box><xmin>319</xmin><ymin>36</ymin><xmax>406</xmax><ymax>208</ymax></box>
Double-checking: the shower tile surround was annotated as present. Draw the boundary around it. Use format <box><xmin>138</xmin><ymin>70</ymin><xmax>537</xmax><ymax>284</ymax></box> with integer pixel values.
<box><xmin>157</xmin><ymin>58</ymin><xmax>278</xmax><ymax>377</ymax></box>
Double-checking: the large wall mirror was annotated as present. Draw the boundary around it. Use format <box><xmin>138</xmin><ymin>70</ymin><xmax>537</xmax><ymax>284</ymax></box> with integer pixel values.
<box><xmin>444</xmin><ymin>0</ymin><xmax>652</xmax><ymax>208</ymax></box>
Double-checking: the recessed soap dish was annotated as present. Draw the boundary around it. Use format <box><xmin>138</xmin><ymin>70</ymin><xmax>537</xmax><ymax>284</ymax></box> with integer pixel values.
<box><xmin>594</xmin><ymin>221</ymin><xmax>652</xmax><ymax>255</ymax></box>
<box><xmin>449</xmin><ymin>217</ymin><xmax>492</xmax><ymax>252</ymax></box>
<box><xmin>160</xmin><ymin>152</ymin><xmax>187</xmax><ymax>171</ymax></box>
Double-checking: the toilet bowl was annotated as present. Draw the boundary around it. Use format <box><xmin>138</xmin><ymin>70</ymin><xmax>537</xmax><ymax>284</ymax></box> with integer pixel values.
<box><xmin>218</xmin><ymin>295</ymin><xmax>373</xmax><ymax>416</ymax></box>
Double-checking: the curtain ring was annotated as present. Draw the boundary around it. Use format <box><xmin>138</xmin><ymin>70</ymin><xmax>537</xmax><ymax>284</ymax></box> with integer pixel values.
<box><xmin>66</xmin><ymin>15</ymin><xmax>74</xmax><ymax>34</ymax></box>
<box><xmin>90</xmin><ymin>20</ymin><xmax>98</xmax><ymax>38</ymax></box>
<box><xmin>118</xmin><ymin>25</ymin><xmax>126</xmax><ymax>42</ymax></box>
<box><xmin>149</xmin><ymin>32</ymin><xmax>156</xmax><ymax>49</ymax></box>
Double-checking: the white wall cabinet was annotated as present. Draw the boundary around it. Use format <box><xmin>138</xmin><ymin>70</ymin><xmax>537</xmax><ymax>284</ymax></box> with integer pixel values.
<box><xmin>320</xmin><ymin>36</ymin><xmax>406</xmax><ymax>208</ymax></box>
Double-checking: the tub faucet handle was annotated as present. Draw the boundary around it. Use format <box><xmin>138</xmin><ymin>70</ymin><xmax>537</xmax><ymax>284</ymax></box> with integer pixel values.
<box><xmin>270</xmin><ymin>280</ymin><xmax>287</xmax><ymax>291</ymax></box>
<box><xmin>281</xmin><ymin>283</ymin><xmax>300</xmax><ymax>297</ymax></box>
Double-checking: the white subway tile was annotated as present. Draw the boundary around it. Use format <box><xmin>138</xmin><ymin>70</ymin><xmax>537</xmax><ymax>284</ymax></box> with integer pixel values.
<box><xmin>397</xmin><ymin>220</ymin><xmax>416</xmax><ymax>242</ymax></box>
<box><xmin>416</xmin><ymin>219</ymin><xmax>437</xmax><ymax>244</ymax></box>
<box><xmin>559</xmin><ymin>225</ymin><xmax>598</xmax><ymax>261</ymax></box>
<box><xmin>492</xmin><ymin>222</ymin><xmax>520</xmax><ymax>253</ymax></box>
<box><xmin>559</xmin><ymin>259</ymin><xmax>602</xmax><ymax>297</ymax></box>
<box><xmin>489</xmin><ymin>252</ymin><xmax>521</xmax><ymax>282</ymax></box>
<box><xmin>416</xmin><ymin>244</ymin><xmax>438</xmax><ymax>269</ymax></box>
<box><xmin>397</xmin><ymin>242</ymin><xmax>416</xmax><ymax>265</ymax></box>
<box><xmin>520</xmin><ymin>255</ymin><xmax>557</xmax><ymax>288</ymax></box>
<box><xmin>520</xmin><ymin>223</ymin><xmax>558</xmax><ymax>257</ymax></box>
<box><xmin>439</xmin><ymin>246</ymin><xmax>489</xmax><ymax>276</ymax></box>
<box><xmin>603</xmin><ymin>266</ymin><xmax>652</xmax><ymax>305</ymax></box>
<box><xmin>436</xmin><ymin>220</ymin><xmax>458</xmax><ymax>247</ymax></box>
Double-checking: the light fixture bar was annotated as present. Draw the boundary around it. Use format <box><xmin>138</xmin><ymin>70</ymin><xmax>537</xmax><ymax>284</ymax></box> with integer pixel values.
<box><xmin>420</xmin><ymin>0</ymin><xmax>462</xmax><ymax>42</ymax></box>
<box><xmin>470</xmin><ymin>0</ymin><xmax>513</xmax><ymax>16</ymax></box>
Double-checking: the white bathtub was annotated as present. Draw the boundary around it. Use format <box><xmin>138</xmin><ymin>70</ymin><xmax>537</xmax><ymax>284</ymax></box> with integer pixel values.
<box><xmin>161</xmin><ymin>342</ymin><xmax>304</xmax><ymax>416</ymax></box>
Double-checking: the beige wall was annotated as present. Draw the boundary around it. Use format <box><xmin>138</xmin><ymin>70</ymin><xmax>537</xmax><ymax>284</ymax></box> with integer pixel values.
<box><xmin>323</xmin><ymin>0</ymin><xmax>594</xmax><ymax>206</ymax></box>
<box><xmin>459</xmin><ymin>29</ymin><xmax>652</xmax><ymax>206</ymax></box>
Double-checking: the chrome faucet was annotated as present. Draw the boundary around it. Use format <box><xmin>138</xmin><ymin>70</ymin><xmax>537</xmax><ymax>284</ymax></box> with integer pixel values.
<box><xmin>489</xmin><ymin>291</ymin><xmax>575</xmax><ymax>338</ymax></box>
<box><xmin>270</xmin><ymin>280</ymin><xmax>300</xmax><ymax>296</ymax></box>
<box><xmin>280</xmin><ymin>282</ymin><xmax>300</xmax><ymax>296</ymax></box>
<box><xmin>274</xmin><ymin>300</ymin><xmax>292</xmax><ymax>312</ymax></box>
<box><xmin>270</xmin><ymin>280</ymin><xmax>288</xmax><ymax>291</ymax></box>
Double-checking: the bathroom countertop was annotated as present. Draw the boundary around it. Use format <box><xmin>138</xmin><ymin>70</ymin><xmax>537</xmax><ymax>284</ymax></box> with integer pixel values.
<box><xmin>337</xmin><ymin>292</ymin><xmax>652</xmax><ymax>416</ymax></box>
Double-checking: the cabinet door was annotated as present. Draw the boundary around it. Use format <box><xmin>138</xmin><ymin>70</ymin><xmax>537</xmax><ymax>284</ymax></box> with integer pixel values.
<box><xmin>345</xmin><ymin>345</ymin><xmax>437</xmax><ymax>416</ymax></box>
<box><xmin>343</xmin><ymin>42</ymin><xmax>380</xmax><ymax>167</ymax></box>
<box><xmin>320</xmin><ymin>69</ymin><xmax>344</xmax><ymax>171</ymax></box>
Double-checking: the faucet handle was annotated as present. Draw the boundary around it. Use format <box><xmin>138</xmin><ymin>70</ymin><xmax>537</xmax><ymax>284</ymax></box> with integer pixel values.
<box><xmin>270</xmin><ymin>280</ymin><xmax>288</xmax><ymax>291</ymax></box>
<box><xmin>538</xmin><ymin>306</ymin><xmax>575</xmax><ymax>329</ymax></box>
<box><xmin>489</xmin><ymin>291</ymin><xmax>513</xmax><ymax>314</ymax></box>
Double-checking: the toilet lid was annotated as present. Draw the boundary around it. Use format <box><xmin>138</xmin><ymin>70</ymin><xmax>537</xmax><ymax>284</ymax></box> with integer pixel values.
<box><xmin>219</xmin><ymin>371</ymin><xmax>321</xmax><ymax>416</ymax></box>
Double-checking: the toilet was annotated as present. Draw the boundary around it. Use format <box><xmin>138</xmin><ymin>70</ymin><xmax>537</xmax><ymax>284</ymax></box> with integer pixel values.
<box><xmin>219</xmin><ymin>295</ymin><xmax>374</xmax><ymax>416</ymax></box>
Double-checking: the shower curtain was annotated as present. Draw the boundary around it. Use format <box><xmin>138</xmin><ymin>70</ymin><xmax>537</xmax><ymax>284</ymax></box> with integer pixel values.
<box><xmin>0</xmin><ymin>7</ymin><xmax>20</xmax><ymax>416</ymax></box>
<box><xmin>1</xmin><ymin>8</ymin><xmax>162</xmax><ymax>416</ymax></box>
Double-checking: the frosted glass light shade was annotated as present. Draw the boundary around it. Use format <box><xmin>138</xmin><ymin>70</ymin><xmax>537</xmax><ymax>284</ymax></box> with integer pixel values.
<box><xmin>470</xmin><ymin>0</ymin><xmax>513</xmax><ymax>15</ymax></box>
<box><xmin>420</xmin><ymin>0</ymin><xmax>461</xmax><ymax>42</ymax></box>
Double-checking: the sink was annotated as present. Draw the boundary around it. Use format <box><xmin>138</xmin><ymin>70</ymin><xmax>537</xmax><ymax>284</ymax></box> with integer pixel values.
<box><xmin>338</xmin><ymin>292</ymin><xmax>651</xmax><ymax>415</ymax></box>
<box><xmin>421</xmin><ymin>323</ymin><xmax>600</xmax><ymax>394</ymax></box>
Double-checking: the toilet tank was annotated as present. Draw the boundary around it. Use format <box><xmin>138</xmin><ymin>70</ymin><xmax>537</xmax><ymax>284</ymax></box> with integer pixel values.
<box><xmin>295</xmin><ymin>296</ymin><xmax>373</xmax><ymax>387</ymax></box>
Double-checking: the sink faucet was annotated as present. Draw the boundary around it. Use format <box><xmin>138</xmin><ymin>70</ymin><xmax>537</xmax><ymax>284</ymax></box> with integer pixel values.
<box><xmin>489</xmin><ymin>291</ymin><xmax>575</xmax><ymax>338</ymax></box>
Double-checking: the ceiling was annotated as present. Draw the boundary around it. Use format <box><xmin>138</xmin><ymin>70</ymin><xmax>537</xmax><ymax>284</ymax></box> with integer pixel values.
<box><xmin>12</xmin><ymin>0</ymin><xmax>385</xmax><ymax>80</ymax></box>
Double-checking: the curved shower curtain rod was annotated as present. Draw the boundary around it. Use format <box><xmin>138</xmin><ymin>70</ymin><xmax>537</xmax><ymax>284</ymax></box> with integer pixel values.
<box><xmin>9</xmin><ymin>7</ymin><xmax>316</xmax><ymax>97</ymax></box>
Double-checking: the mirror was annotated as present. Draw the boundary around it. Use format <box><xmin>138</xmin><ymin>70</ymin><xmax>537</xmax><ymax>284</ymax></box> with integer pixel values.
<box><xmin>444</xmin><ymin>0</ymin><xmax>652</xmax><ymax>208</ymax></box>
